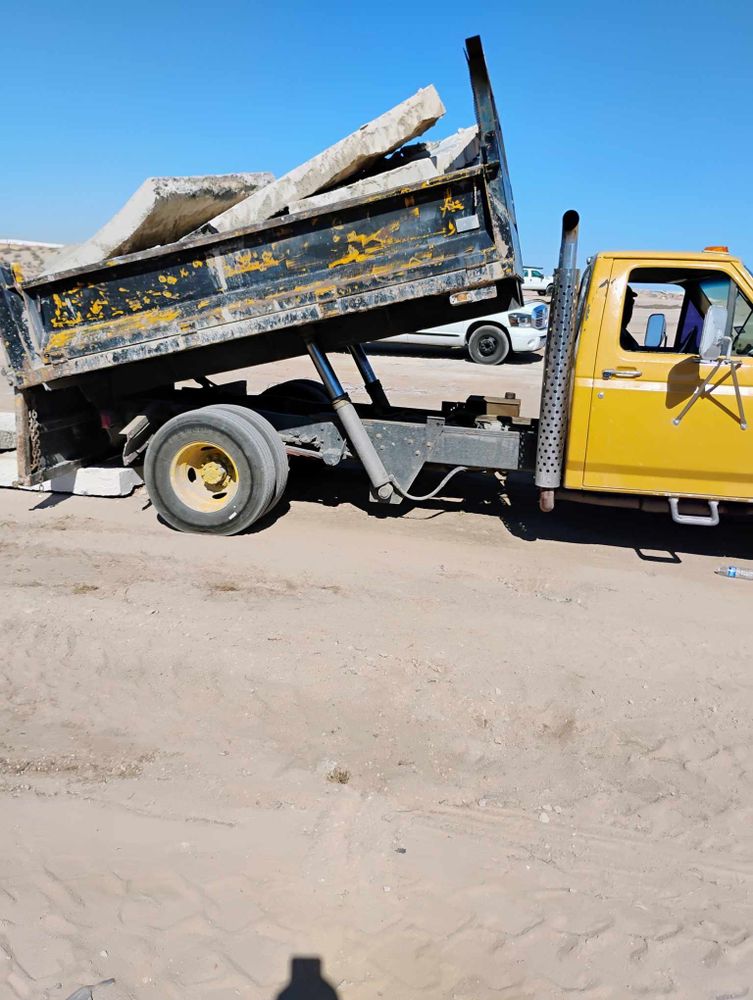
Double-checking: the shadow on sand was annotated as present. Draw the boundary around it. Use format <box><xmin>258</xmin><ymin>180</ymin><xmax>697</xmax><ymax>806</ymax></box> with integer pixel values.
<box><xmin>286</xmin><ymin>462</ymin><xmax>753</xmax><ymax>564</ymax></box>
<box><xmin>275</xmin><ymin>957</ymin><xmax>339</xmax><ymax>1000</ymax></box>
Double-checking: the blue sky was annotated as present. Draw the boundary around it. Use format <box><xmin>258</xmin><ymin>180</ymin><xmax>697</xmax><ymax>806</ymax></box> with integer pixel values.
<box><xmin>2</xmin><ymin>0</ymin><xmax>751</xmax><ymax>269</ymax></box>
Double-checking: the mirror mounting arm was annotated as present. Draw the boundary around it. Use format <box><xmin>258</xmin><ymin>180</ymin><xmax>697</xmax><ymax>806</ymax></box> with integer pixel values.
<box><xmin>673</xmin><ymin>355</ymin><xmax>748</xmax><ymax>431</ymax></box>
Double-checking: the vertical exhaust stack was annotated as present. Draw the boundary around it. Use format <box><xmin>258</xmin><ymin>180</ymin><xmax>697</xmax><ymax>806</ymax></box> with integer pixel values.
<box><xmin>535</xmin><ymin>210</ymin><xmax>580</xmax><ymax>511</ymax></box>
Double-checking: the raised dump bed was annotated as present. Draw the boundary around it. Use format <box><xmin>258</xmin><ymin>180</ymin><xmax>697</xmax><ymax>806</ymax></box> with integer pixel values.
<box><xmin>0</xmin><ymin>36</ymin><xmax>534</xmax><ymax>534</ymax></box>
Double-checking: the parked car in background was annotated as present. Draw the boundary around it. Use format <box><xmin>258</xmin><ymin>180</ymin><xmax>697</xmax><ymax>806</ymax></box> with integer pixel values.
<box><xmin>371</xmin><ymin>301</ymin><xmax>548</xmax><ymax>365</ymax></box>
<box><xmin>522</xmin><ymin>265</ymin><xmax>554</xmax><ymax>297</ymax></box>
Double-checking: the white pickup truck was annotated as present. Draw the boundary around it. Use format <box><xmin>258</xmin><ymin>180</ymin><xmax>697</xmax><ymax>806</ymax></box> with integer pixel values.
<box><xmin>522</xmin><ymin>265</ymin><xmax>554</xmax><ymax>297</ymax></box>
<box><xmin>372</xmin><ymin>301</ymin><xmax>548</xmax><ymax>365</ymax></box>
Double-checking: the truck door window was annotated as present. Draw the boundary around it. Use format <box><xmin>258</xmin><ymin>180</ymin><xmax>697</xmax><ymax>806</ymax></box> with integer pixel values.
<box><xmin>620</xmin><ymin>267</ymin><xmax>735</xmax><ymax>353</ymax></box>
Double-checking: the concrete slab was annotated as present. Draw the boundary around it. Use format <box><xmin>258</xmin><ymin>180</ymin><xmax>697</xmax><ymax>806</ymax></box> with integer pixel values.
<box><xmin>286</xmin><ymin>125</ymin><xmax>477</xmax><ymax>217</ymax></box>
<box><xmin>287</xmin><ymin>158</ymin><xmax>439</xmax><ymax>215</ymax></box>
<box><xmin>0</xmin><ymin>452</ymin><xmax>143</xmax><ymax>497</ymax></box>
<box><xmin>201</xmin><ymin>86</ymin><xmax>445</xmax><ymax>235</ymax></box>
<box><xmin>0</xmin><ymin>411</ymin><xmax>15</xmax><ymax>451</ymax></box>
<box><xmin>41</xmin><ymin>172</ymin><xmax>274</xmax><ymax>276</ymax></box>
<box><xmin>286</xmin><ymin>124</ymin><xmax>479</xmax><ymax>217</ymax></box>
<box><xmin>425</xmin><ymin>126</ymin><xmax>479</xmax><ymax>172</ymax></box>
<box><xmin>390</xmin><ymin>125</ymin><xmax>479</xmax><ymax>172</ymax></box>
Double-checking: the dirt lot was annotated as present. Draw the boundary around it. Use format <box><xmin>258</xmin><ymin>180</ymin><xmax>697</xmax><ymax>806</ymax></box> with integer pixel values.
<box><xmin>1</xmin><ymin>346</ymin><xmax>752</xmax><ymax>1000</ymax></box>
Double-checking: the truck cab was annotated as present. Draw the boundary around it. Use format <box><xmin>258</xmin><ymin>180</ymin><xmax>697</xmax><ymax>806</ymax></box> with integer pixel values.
<box><xmin>564</xmin><ymin>249</ymin><xmax>753</xmax><ymax>507</ymax></box>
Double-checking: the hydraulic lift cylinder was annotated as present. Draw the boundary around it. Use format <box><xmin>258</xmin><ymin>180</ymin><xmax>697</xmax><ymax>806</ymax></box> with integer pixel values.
<box><xmin>348</xmin><ymin>344</ymin><xmax>390</xmax><ymax>414</ymax></box>
<box><xmin>305</xmin><ymin>339</ymin><xmax>394</xmax><ymax>501</ymax></box>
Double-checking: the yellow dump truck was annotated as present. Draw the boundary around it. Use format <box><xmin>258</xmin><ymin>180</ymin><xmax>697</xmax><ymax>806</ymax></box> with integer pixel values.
<box><xmin>1</xmin><ymin>36</ymin><xmax>750</xmax><ymax>533</ymax></box>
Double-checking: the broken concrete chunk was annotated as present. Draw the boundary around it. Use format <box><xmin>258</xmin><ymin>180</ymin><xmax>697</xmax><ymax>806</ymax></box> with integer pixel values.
<box><xmin>425</xmin><ymin>126</ymin><xmax>479</xmax><ymax>172</ymax></box>
<box><xmin>41</xmin><ymin>173</ymin><xmax>274</xmax><ymax>276</ymax></box>
<box><xmin>0</xmin><ymin>451</ymin><xmax>143</xmax><ymax>497</ymax></box>
<box><xmin>287</xmin><ymin>125</ymin><xmax>479</xmax><ymax>216</ymax></box>
<box><xmin>201</xmin><ymin>85</ymin><xmax>446</xmax><ymax>235</ymax></box>
<box><xmin>391</xmin><ymin>125</ymin><xmax>479</xmax><ymax>172</ymax></box>
<box><xmin>287</xmin><ymin>158</ymin><xmax>439</xmax><ymax>215</ymax></box>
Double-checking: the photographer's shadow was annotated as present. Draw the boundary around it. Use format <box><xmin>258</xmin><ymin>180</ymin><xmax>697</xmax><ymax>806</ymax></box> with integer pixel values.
<box><xmin>276</xmin><ymin>957</ymin><xmax>339</xmax><ymax>1000</ymax></box>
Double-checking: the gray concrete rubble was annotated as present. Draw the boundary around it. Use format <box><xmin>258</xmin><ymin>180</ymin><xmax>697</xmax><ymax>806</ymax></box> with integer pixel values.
<box><xmin>0</xmin><ymin>451</ymin><xmax>143</xmax><ymax>497</ymax></box>
<box><xmin>424</xmin><ymin>125</ymin><xmax>479</xmax><ymax>172</ymax></box>
<box><xmin>287</xmin><ymin>126</ymin><xmax>478</xmax><ymax>216</ymax></box>
<box><xmin>199</xmin><ymin>86</ymin><xmax>446</xmax><ymax>236</ymax></box>
<box><xmin>30</xmin><ymin>86</ymin><xmax>456</xmax><ymax>276</ymax></box>
<box><xmin>287</xmin><ymin>159</ymin><xmax>439</xmax><ymax>215</ymax></box>
<box><xmin>41</xmin><ymin>173</ymin><xmax>273</xmax><ymax>276</ymax></box>
<box><xmin>384</xmin><ymin>125</ymin><xmax>479</xmax><ymax>173</ymax></box>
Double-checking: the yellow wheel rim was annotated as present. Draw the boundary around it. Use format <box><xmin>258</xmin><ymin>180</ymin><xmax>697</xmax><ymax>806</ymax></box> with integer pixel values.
<box><xmin>169</xmin><ymin>441</ymin><xmax>239</xmax><ymax>513</ymax></box>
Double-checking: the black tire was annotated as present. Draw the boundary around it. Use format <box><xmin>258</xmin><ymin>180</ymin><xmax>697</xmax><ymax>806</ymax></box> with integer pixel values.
<box><xmin>545</xmin><ymin>284</ymin><xmax>554</xmax><ymax>298</ymax></box>
<box><xmin>144</xmin><ymin>408</ymin><xmax>276</xmax><ymax>535</ymax></box>
<box><xmin>259</xmin><ymin>378</ymin><xmax>331</xmax><ymax>408</ymax></box>
<box><xmin>467</xmin><ymin>324</ymin><xmax>510</xmax><ymax>365</ymax></box>
<box><xmin>204</xmin><ymin>403</ymin><xmax>289</xmax><ymax>512</ymax></box>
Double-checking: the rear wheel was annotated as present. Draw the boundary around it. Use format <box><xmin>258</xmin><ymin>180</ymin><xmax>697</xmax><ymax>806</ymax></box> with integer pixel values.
<box><xmin>545</xmin><ymin>283</ymin><xmax>554</xmax><ymax>298</ymax></box>
<box><xmin>205</xmin><ymin>403</ymin><xmax>289</xmax><ymax>512</ymax></box>
<box><xmin>144</xmin><ymin>408</ymin><xmax>276</xmax><ymax>535</ymax></box>
<box><xmin>467</xmin><ymin>325</ymin><xmax>510</xmax><ymax>365</ymax></box>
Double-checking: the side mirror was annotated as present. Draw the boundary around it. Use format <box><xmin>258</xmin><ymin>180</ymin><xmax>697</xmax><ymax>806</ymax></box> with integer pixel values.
<box><xmin>644</xmin><ymin>313</ymin><xmax>666</xmax><ymax>349</ymax></box>
<box><xmin>699</xmin><ymin>304</ymin><xmax>729</xmax><ymax>361</ymax></box>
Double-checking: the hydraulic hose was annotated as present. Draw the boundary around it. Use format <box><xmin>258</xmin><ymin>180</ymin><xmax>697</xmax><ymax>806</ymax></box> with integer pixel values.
<box><xmin>389</xmin><ymin>466</ymin><xmax>468</xmax><ymax>502</ymax></box>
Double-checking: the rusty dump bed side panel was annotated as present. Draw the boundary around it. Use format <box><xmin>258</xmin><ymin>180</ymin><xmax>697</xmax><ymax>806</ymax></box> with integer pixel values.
<box><xmin>0</xmin><ymin>37</ymin><xmax>521</xmax><ymax>398</ymax></box>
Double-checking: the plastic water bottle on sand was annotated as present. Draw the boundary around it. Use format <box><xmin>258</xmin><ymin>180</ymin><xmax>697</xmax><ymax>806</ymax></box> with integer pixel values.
<box><xmin>716</xmin><ymin>566</ymin><xmax>753</xmax><ymax>580</ymax></box>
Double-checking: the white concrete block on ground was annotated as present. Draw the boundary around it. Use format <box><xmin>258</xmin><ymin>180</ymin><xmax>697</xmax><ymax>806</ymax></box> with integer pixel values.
<box><xmin>0</xmin><ymin>452</ymin><xmax>143</xmax><ymax>497</ymax></box>
<box><xmin>41</xmin><ymin>172</ymin><xmax>274</xmax><ymax>276</ymax></box>
<box><xmin>0</xmin><ymin>411</ymin><xmax>15</xmax><ymax>451</ymax></box>
<box><xmin>287</xmin><ymin>158</ymin><xmax>439</xmax><ymax>215</ymax></box>
<box><xmin>203</xmin><ymin>86</ymin><xmax>446</xmax><ymax>235</ymax></box>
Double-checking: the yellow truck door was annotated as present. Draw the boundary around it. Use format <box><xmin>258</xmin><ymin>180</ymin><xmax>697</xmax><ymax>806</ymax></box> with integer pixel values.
<box><xmin>582</xmin><ymin>254</ymin><xmax>753</xmax><ymax>500</ymax></box>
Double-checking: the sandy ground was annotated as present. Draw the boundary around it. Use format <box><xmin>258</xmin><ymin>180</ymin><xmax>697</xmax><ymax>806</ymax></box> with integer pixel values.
<box><xmin>0</xmin><ymin>241</ymin><xmax>62</xmax><ymax>279</ymax></box>
<box><xmin>1</xmin><ymin>346</ymin><xmax>753</xmax><ymax>1000</ymax></box>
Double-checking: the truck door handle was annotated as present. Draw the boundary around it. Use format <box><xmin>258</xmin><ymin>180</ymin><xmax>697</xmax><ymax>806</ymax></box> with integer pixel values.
<box><xmin>602</xmin><ymin>368</ymin><xmax>642</xmax><ymax>379</ymax></box>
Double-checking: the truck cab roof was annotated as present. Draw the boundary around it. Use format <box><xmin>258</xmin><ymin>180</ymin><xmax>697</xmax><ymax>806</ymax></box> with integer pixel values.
<box><xmin>595</xmin><ymin>249</ymin><xmax>739</xmax><ymax>265</ymax></box>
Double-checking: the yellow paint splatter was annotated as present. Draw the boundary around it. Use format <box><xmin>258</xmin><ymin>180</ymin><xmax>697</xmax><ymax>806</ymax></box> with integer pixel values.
<box><xmin>45</xmin><ymin>306</ymin><xmax>182</xmax><ymax>355</ymax></box>
<box><xmin>225</xmin><ymin>249</ymin><xmax>282</xmax><ymax>278</ymax></box>
<box><xmin>328</xmin><ymin>222</ymin><xmax>400</xmax><ymax>269</ymax></box>
<box><xmin>440</xmin><ymin>192</ymin><xmax>464</xmax><ymax>216</ymax></box>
